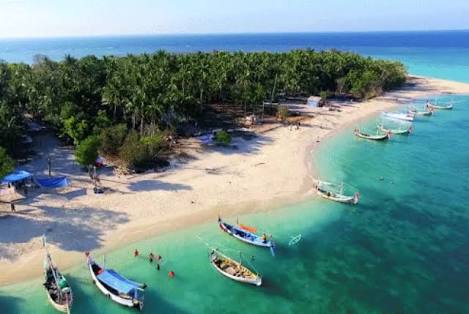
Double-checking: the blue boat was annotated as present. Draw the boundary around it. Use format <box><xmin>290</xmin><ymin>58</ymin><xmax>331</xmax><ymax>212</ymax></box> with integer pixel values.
<box><xmin>86</xmin><ymin>253</ymin><xmax>146</xmax><ymax>311</ymax></box>
<box><xmin>218</xmin><ymin>217</ymin><xmax>275</xmax><ymax>255</ymax></box>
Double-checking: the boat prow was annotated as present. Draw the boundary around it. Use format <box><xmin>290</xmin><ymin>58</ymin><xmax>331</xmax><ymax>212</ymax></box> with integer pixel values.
<box><xmin>209</xmin><ymin>249</ymin><xmax>262</xmax><ymax>286</ymax></box>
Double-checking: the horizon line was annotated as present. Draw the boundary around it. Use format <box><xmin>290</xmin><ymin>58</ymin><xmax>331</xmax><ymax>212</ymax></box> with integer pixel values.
<box><xmin>1</xmin><ymin>28</ymin><xmax>468</xmax><ymax>41</ymax></box>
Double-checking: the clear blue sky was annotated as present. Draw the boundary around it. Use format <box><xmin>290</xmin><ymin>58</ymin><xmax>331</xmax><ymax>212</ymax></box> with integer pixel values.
<box><xmin>0</xmin><ymin>0</ymin><xmax>468</xmax><ymax>38</ymax></box>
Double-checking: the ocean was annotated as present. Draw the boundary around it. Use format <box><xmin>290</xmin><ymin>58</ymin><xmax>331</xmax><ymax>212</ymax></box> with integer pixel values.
<box><xmin>1</xmin><ymin>31</ymin><xmax>469</xmax><ymax>82</ymax></box>
<box><xmin>1</xmin><ymin>32</ymin><xmax>469</xmax><ymax>313</ymax></box>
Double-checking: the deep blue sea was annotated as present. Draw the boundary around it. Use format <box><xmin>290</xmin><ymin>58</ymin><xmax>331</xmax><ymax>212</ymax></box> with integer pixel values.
<box><xmin>1</xmin><ymin>31</ymin><xmax>469</xmax><ymax>82</ymax></box>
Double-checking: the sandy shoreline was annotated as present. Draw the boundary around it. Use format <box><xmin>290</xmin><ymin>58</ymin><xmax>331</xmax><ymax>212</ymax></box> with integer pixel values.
<box><xmin>1</xmin><ymin>76</ymin><xmax>469</xmax><ymax>287</ymax></box>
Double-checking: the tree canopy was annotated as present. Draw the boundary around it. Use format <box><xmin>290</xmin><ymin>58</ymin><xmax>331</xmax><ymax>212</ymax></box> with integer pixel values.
<box><xmin>0</xmin><ymin>49</ymin><xmax>406</xmax><ymax>161</ymax></box>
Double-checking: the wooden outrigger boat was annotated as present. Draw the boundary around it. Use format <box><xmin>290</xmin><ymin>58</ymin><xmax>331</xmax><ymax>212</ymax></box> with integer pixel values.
<box><xmin>408</xmin><ymin>105</ymin><xmax>433</xmax><ymax>116</ymax></box>
<box><xmin>86</xmin><ymin>253</ymin><xmax>146</xmax><ymax>311</ymax></box>
<box><xmin>209</xmin><ymin>249</ymin><xmax>262</xmax><ymax>286</ymax></box>
<box><xmin>382</xmin><ymin>112</ymin><xmax>415</xmax><ymax>122</ymax></box>
<box><xmin>427</xmin><ymin>102</ymin><xmax>453</xmax><ymax>110</ymax></box>
<box><xmin>218</xmin><ymin>217</ymin><xmax>275</xmax><ymax>255</ymax></box>
<box><xmin>377</xmin><ymin>123</ymin><xmax>412</xmax><ymax>135</ymax></box>
<box><xmin>43</xmin><ymin>252</ymin><xmax>73</xmax><ymax>313</ymax></box>
<box><xmin>315</xmin><ymin>180</ymin><xmax>360</xmax><ymax>205</ymax></box>
<box><xmin>354</xmin><ymin>128</ymin><xmax>390</xmax><ymax>141</ymax></box>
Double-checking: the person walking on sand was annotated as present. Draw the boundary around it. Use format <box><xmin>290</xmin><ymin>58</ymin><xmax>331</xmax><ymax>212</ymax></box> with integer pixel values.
<box><xmin>10</xmin><ymin>202</ymin><xmax>15</xmax><ymax>212</ymax></box>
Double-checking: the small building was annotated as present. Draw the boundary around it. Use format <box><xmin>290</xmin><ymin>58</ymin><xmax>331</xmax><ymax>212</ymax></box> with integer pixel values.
<box><xmin>307</xmin><ymin>96</ymin><xmax>321</xmax><ymax>108</ymax></box>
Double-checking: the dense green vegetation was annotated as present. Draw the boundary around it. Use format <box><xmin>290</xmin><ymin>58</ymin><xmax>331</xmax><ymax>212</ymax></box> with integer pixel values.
<box><xmin>0</xmin><ymin>147</ymin><xmax>15</xmax><ymax>178</ymax></box>
<box><xmin>0</xmin><ymin>50</ymin><xmax>406</xmax><ymax>170</ymax></box>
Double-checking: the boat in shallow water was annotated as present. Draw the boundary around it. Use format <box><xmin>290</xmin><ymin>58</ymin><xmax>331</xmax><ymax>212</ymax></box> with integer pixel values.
<box><xmin>209</xmin><ymin>249</ymin><xmax>262</xmax><ymax>286</ymax></box>
<box><xmin>315</xmin><ymin>180</ymin><xmax>360</xmax><ymax>205</ymax></box>
<box><xmin>408</xmin><ymin>105</ymin><xmax>433</xmax><ymax>116</ymax></box>
<box><xmin>43</xmin><ymin>253</ymin><xmax>73</xmax><ymax>313</ymax></box>
<box><xmin>354</xmin><ymin>128</ymin><xmax>390</xmax><ymax>141</ymax></box>
<box><xmin>218</xmin><ymin>217</ymin><xmax>275</xmax><ymax>254</ymax></box>
<box><xmin>427</xmin><ymin>102</ymin><xmax>453</xmax><ymax>110</ymax></box>
<box><xmin>377</xmin><ymin>123</ymin><xmax>412</xmax><ymax>135</ymax></box>
<box><xmin>382</xmin><ymin>112</ymin><xmax>415</xmax><ymax>122</ymax></box>
<box><xmin>86</xmin><ymin>253</ymin><xmax>146</xmax><ymax>311</ymax></box>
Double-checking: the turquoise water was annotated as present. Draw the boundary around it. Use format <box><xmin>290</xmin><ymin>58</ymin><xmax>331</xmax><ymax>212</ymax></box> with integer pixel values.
<box><xmin>2</xmin><ymin>95</ymin><xmax>469</xmax><ymax>313</ymax></box>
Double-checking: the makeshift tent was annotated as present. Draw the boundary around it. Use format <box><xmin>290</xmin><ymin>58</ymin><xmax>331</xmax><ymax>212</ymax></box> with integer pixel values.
<box><xmin>1</xmin><ymin>170</ymin><xmax>32</xmax><ymax>185</ymax></box>
<box><xmin>36</xmin><ymin>176</ymin><xmax>70</xmax><ymax>189</ymax></box>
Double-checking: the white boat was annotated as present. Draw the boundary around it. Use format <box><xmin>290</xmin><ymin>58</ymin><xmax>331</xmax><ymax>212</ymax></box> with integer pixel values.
<box><xmin>87</xmin><ymin>253</ymin><xmax>146</xmax><ymax>311</ymax></box>
<box><xmin>354</xmin><ymin>129</ymin><xmax>390</xmax><ymax>141</ymax></box>
<box><xmin>408</xmin><ymin>105</ymin><xmax>433</xmax><ymax>116</ymax></box>
<box><xmin>315</xmin><ymin>180</ymin><xmax>360</xmax><ymax>204</ymax></box>
<box><xmin>209</xmin><ymin>249</ymin><xmax>262</xmax><ymax>286</ymax></box>
<box><xmin>382</xmin><ymin>112</ymin><xmax>415</xmax><ymax>122</ymax></box>
<box><xmin>427</xmin><ymin>103</ymin><xmax>453</xmax><ymax>110</ymax></box>
<box><xmin>377</xmin><ymin>123</ymin><xmax>412</xmax><ymax>135</ymax></box>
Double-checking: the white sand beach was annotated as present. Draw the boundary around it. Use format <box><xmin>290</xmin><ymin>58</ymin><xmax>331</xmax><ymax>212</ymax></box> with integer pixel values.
<box><xmin>1</xmin><ymin>76</ymin><xmax>469</xmax><ymax>286</ymax></box>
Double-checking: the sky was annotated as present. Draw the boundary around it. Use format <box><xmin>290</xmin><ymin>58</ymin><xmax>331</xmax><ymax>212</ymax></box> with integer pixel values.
<box><xmin>0</xmin><ymin>0</ymin><xmax>468</xmax><ymax>38</ymax></box>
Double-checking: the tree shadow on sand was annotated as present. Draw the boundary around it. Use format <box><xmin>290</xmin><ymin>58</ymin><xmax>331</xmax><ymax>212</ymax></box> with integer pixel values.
<box><xmin>200</xmin><ymin>134</ymin><xmax>273</xmax><ymax>156</ymax></box>
<box><xmin>128</xmin><ymin>180</ymin><xmax>192</xmax><ymax>192</ymax></box>
<box><xmin>0</xmin><ymin>205</ymin><xmax>129</xmax><ymax>260</ymax></box>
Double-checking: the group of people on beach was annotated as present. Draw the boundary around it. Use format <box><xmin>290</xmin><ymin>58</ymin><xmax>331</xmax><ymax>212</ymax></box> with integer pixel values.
<box><xmin>134</xmin><ymin>249</ymin><xmax>175</xmax><ymax>278</ymax></box>
<box><xmin>288</xmin><ymin>121</ymin><xmax>301</xmax><ymax>131</ymax></box>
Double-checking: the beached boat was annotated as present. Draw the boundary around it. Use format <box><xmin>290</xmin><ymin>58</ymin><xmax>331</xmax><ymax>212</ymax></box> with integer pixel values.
<box><xmin>427</xmin><ymin>103</ymin><xmax>453</xmax><ymax>110</ymax></box>
<box><xmin>315</xmin><ymin>180</ymin><xmax>360</xmax><ymax>204</ymax></box>
<box><xmin>86</xmin><ymin>253</ymin><xmax>146</xmax><ymax>311</ymax></box>
<box><xmin>377</xmin><ymin>123</ymin><xmax>412</xmax><ymax>135</ymax></box>
<box><xmin>43</xmin><ymin>253</ymin><xmax>73</xmax><ymax>313</ymax></box>
<box><xmin>354</xmin><ymin>129</ymin><xmax>390</xmax><ymax>141</ymax></box>
<box><xmin>209</xmin><ymin>249</ymin><xmax>262</xmax><ymax>286</ymax></box>
<box><xmin>382</xmin><ymin>112</ymin><xmax>415</xmax><ymax>122</ymax></box>
<box><xmin>218</xmin><ymin>217</ymin><xmax>275</xmax><ymax>255</ymax></box>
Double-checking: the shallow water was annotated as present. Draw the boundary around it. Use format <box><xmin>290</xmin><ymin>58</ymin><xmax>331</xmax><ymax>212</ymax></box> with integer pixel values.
<box><xmin>2</xmin><ymin>95</ymin><xmax>469</xmax><ymax>313</ymax></box>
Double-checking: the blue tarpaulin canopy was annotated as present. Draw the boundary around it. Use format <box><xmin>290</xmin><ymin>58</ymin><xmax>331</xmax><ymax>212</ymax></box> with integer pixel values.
<box><xmin>1</xmin><ymin>170</ymin><xmax>32</xmax><ymax>185</ymax></box>
<box><xmin>36</xmin><ymin>176</ymin><xmax>69</xmax><ymax>188</ymax></box>
<box><xmin>97</xmin><ymin>269</ymin><xmax>142</xmax><ymax>295</ymax></box>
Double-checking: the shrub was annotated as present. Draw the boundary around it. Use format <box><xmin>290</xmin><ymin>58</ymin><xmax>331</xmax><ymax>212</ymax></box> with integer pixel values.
<box><xmin>119</xmin><ymin>130</ymin><xmax>147</xmax><ymax>169</ymax></box>
<box><xmin>0</xmin><ymin>147</ymin><xmax>15</xmax><ymax>178</ymax></box>
<box><xmin>75</xmin><ymin>136</ymin><xmax>100</xmax><ymax>167</ymax></box>
<box><xmin>214</xmin><ymin>130</ymin><xmax>232</xmax><ymax>146</ymax></box>
<box><xmin>99</xmin><ymin>124</ymin><xmax>128</xmax><ymax>156</ymax></box>
<box><xmin>140</xmin><ymin>132</ymin><xmax>169</xmax><ymax>159</ymax></box>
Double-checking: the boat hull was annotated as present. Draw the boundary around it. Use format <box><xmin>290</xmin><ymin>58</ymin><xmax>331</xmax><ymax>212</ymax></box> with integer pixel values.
<box><xmin>382</xmin><ymin>112</ymin><xmax>414</xmax><ymax>121</ymax></box>
<box><xmin>210</xmin><ymin>251</ymin><xmax>262</xmax><ymax>286</ymax></box>
<box><xmin>428</xmin><ymin>104</ymin><xmax>453</xmax><ymax>110</ymax></box>
<box><xmin>87</xmin><ymin>258</ymin><xmax>143</xmax><ymax>311</ymax></box>
<box><xmin>354</xmin><ymin>131</ymin><xmax>389</xmax><ymax>141</ymax></box>
<box><xmin>377</xmin><ymin>125</ymin><xmax>410</xmax><ymax>135</ymax></box>
<box><xmin>316</xmin><ymin>190</ymin><xmax>358</xmax><ymax>204</ymax></box>
<box><xmin>219</xmin><ymin>220</ymin><xmax>273</xmax><ymax>249</ymax></box>
<box><xmin>44</xmin><ymin>289</ymin><xmax>72</xmax><ymax>313</ymax></box>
